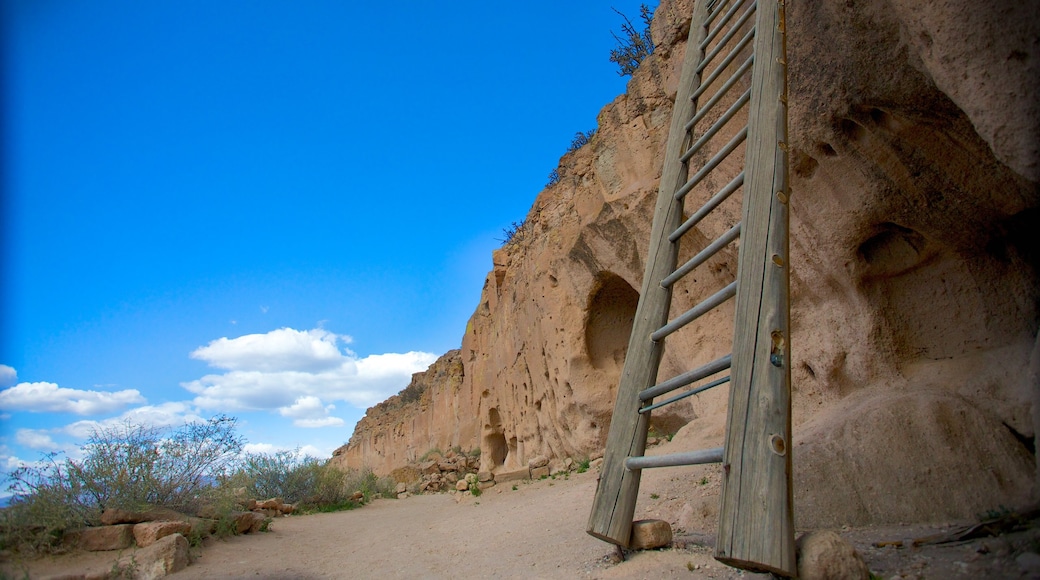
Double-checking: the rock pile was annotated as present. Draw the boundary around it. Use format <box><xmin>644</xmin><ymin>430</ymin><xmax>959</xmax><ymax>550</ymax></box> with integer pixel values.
<box><xmin>60</xmin><ymin>499</ymin><xmax>294</xmax><ymax>579</ymax></box>
<box><xmin>411</xmin><ymin>450</ymin><xmax>481</xmax><ymax>493</ymax></box>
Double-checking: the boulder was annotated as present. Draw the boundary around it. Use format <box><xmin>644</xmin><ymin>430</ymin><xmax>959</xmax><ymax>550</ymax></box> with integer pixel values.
<box><xmin>246</xmin><ymin>512</ymin><xmax>268</xmax><ymax>533</ymax></box>
<box><xmin>528</xmin><ymin>455</ymin><xmax>549</xmax><ymax>469</ymax></box>
<box><xmin>477</xmin><ymin>471</ymin><xmax>494</xmax><ymax>482</ymax></box>
<box><xmin>72</xmin><ymin>524</ymin><xmax>135</xmax><ymax>551</ymax></box>
<box><xmin>99</xmin><ymin>507</ymin><xmax>186</xmax><ymax>526</ymax></box>
<box><xmin>494</xmin><ymin>467</ymin><xmax>531</xmax><ymax>483</ymax></box>
<box><xmin>795</xmin><ymin>531</ymin><xmax>870</xmax><ymax>580</ymax></box>
<box><xmin>455</xmin><ymin>479</ymin><xmax>470</xmax><ymax>492</ymax></box>
<box><xmin>531</xmin><ymin>466</ymin><xmax>550</xmax><ymax>479</ymax></box>
<box><xmin>229</xmin><ymin>511</ymin><xmax>258</xmax><ymax>534</ymax></box>
<box><xmin>350</xmin><ymin>491</ymin><xmax>364</xmax><ymax>502</ymax></box>
<box><xmin>629</xmin><ymin>519</ymin><xmax>672</xmax><ymax>550</ymax></box>
<box><xmin>130</xmin><ymin>533</ymin><xmax>190</xmax><ymax>579</ymax></box>
<box><xmin>420</xmin><ymin>460</ymin><xmax>439</xmax><ymax>475</ymax></box>
<box><xmin>133</xmin><ymin>521</ymin><xmax>192</xmax><ymax>548</ymax></box>
<box><xmin>256</xmin><ymin>498</ymin><xmax>284</xmax><ymax>510</ymax></box>
<box><xmin>279</xmin><ymin>503</ymin><xmax>295</xmax><ymax>515</ymax></box>
<box><xmin>395</xmin><ymin>482</ymin><xmax>408</xmax><ymax>494</ymax></box>
<box><xmin>186</xmin><ymin>516</ymin><xmax>217</xmax><ymax>538</ymax></box>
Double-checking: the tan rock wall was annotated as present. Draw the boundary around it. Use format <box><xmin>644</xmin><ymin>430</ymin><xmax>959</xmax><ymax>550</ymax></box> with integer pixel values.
<box><xmin>336</xmin><ymin>0</ymin><xmax>1039</xmax><ymax>526</ymax></box>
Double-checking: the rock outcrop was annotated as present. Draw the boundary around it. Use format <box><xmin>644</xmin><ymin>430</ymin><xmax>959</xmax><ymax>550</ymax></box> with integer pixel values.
<box><xmin>334</xmin><ymin>0</ymin><xmax>1039</xmax><ymax>528</ymax></box>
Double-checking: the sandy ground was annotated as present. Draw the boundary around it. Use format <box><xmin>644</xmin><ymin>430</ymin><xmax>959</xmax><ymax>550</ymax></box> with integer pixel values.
<box><xmin>5</xmin><ymin>443</ymin><xmax>1039</xmax><ymax>579</ymax></box>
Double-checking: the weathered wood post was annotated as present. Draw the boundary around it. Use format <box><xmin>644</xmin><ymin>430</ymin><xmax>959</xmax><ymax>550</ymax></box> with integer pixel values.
<box><xmin>585</xmin><ymin>0</ymin><xmax>711</xmax><ymax>547</ymax></box>
<box><xmin>714</xmin><ymin>0</ymin><xmax>795</xmax><ymax>575</ymax></box>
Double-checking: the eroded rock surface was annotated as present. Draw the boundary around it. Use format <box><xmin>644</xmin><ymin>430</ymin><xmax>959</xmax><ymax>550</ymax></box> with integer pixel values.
<box><xmin>334</xmin><ymin>0</ymin><xmax>1039</xmax><ymax>527</ymax></box>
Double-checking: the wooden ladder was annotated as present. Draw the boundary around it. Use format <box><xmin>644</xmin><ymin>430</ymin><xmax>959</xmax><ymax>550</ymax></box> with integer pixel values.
<box><xmin>586</xmin><ymin>0</ymin><xmax>793</xmax><ymax>575</ymax></box>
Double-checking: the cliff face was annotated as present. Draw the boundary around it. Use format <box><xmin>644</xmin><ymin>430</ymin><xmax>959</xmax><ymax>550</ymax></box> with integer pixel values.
<box><xmin>334</xmin><ymin>0</ymin><xmax>1039</xmax><ymax>527</ymax></box>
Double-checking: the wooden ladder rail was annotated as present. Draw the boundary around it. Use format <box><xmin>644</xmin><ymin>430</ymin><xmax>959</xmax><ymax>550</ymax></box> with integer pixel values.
<box><xmin>586</xmin><ymin>0</ymin><xmax>793</xmax><ymax>575</ymax></box>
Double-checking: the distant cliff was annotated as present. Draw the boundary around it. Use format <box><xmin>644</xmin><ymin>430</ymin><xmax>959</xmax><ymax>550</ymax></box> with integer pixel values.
<box><xmin>333</xmin><ymin>0</ymin><xmax>1039</xmax><ymax>529</ymax></box>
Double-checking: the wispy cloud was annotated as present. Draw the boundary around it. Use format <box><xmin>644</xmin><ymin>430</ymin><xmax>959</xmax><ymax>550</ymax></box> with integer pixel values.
<box><xmin>0</xmin><ymin>379</ymin><xmax>145</xmax><ymax>415</ymax></box>
<box><xmin>182</xmin><ymin>327</ymin><xmax>436</xmax><ymax>426</ymax></box>
<box><xmin>15</xmin><ymin>429</ymin><xmax>61</xmax><ymax>451</ymax></box>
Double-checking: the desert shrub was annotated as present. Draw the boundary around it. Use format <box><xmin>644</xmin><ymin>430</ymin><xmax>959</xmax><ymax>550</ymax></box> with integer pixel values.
<box><xmin>237</xmin><ymin>454</ymin><xmax>395</xmax><ymax>513</ymax></box>
<box><xmin>239</xmin><ymin>449</ymin><xmax>323</xmax><ymax>505</ymax></box>
<box><xmin>2</xmin><ymin>415</ymin><xmax>242</xmax><ymax>554</ymax></box>
<box><xmin>71</xmin><ymin>416</ymin><xmax>242</xmax><ymax>513</ymax></box>
<box><xmin>342</xmin><ymin>467</ymin><xmax>396</xmax><ymax>502</ymax></box>
<box><xmin>609</xmin><ymin>4</ymin><xmax>655</xmax><ymax>77</ymax></box>
<box><xmin>498</xmin><ymin>220</ymin><xmax>528</xmax><ymax>246</ymax></box>
<box><xmin>567</xmin><ymin>129</ymin><xmax>597</xmax><ymax>152</ymax></box>
<box><xmin>546</xmin><ymin>169</ymin><xmax>561</xmax><ymax>187</ymax></box>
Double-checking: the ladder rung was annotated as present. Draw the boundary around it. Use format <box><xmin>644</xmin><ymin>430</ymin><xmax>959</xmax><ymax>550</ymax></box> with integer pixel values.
<box><xmin>697</xmin><ymin>1</ymin><xmax>757</xmax><ymax>75</ymax></box>
<box><xmin>662</xmin><ymin>225</ymin><xmax>741</xmax><ymax>288</ymax></box>
<box><xmin>671</xmin><ymin>172</ymin><xmax>744</xmax><ymax>242</ymax></box>
<box><xmin>681</xmin><ymin>87</ymin><xmax>751</xmax><ymax>163</ymax></box>
<box><xmin>701</xmin><ymin>0</ymin><xmax>747</xmax><ymax>50</ymax></box>
<box><xmin>691</xmin><ymin>31</ymin><xmax>756</xmax><ymax>103</ymax></box>
<box><xmin>640</xmin><ymin>354</ymin><xmax>733</xmax><ymax>401</ymax></box>
<box><xmin>652</xmin><ymin>281</ymin><xmax>737</xmax><ymax>341</ymax></box>
<box><xmin>625</xmin><ymin>447</ymin><xmax>724</xmax><ymax>470</ymax></box>
<box><xmin>706</xmin><ymin>0</ymin><xmax>730</xmax><ymax>26</ymax></box>
<box><xmin>639</xmin><ymin>375</ymin><xmax>730</xmax><ymax>414</ymax></box>
<box><xmin>675</xmin><ymin>125</ymin><xmax>748</xmax><ymax>201</ymax></box>
<box><xmin>686</xmin><ymin>56</ymin><xmax>755</xmax><ymax>133</ymax></box>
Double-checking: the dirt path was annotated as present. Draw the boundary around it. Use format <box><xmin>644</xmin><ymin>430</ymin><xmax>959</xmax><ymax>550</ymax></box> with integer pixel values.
<box><xmin>6</xmin><ymin>446</ymin><xmax>1039</xmax><ymax>578</ymax></box>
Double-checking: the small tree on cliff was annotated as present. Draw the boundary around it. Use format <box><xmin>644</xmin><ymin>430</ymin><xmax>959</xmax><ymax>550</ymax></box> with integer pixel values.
<box><xmin>610</xmin><ymin>4</ymin><xmax>655</xmax><ymax>77</ymax></box>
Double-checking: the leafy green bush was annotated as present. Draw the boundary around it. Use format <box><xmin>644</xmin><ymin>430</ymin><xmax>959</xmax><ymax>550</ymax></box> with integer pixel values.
<box><xmin>609</xmin><ymin>5</ymin><xmax>655</xmax><ymax>77</ymax></box>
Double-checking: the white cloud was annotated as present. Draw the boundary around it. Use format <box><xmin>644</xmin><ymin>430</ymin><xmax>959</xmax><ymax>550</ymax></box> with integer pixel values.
<box><xmin>15</xmin><ymin>429</ymin><xmax>61</xmax><ymax>451</ymax></box>
<box><xmin>240</xmin><ymin>442</ymin><xmax>330</xmax><ymax>459</ymax></box>
<box><xmin>190</xmin><ymin>327</ymin><xmax>351</xmax><ymax>373</ymax></box>
<box><xmin>182</xmin><ymin>328</ymin><xmax>437</xmax><ymax>419</ymax></box>
<box><xmin>0</xmin><ymin>365</ymin><xmax>16</xmax><ymax>387</ymax></box>
<box><xmin>277</xmin><ymin>396</ymin><xmax>345</xmax><ymax>428</ymax></box>
<box><xmin>0</xmin><ymin>381</ymin><xmax>145</xmax><ymax>415</ymax></box>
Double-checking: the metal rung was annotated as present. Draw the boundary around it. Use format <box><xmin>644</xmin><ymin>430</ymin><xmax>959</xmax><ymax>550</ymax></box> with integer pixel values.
<box><xmin>697</xmin><ymin>1</ymin><xmax>757</xmax><ymax>75</ymax></box>
<box><xmin>639</xmin><ymin>375</ymin><xmax>730</xmax><ymax>414</ymax></box>
<box><xmin>701</xmin><ymin>0</ymin><xmax>746</xmax><ymax>50</ymax></box>
<box><xmin>686</xmin><ymin>57</ymin><xmax>754</xmax><ymax>133</ymax></box>
<box><xmin>671</xmin><ymin>172</ymin><xmax>744</xmax><ymax>242</ymax></box>
<box><xmin>675</xmin><ymin>125</ymin><xmax>748</xmax><ymax>201</ymax></box>
<box><xmin>706</xmin><ymin>0</ymin><xmax>730</xmax><ymax>25</ymax></box>
<box><xmin>703</xmin><ymin>0</ymin><xmax>728</xmax><ymax>21</ymax></box>
<box><xmin>625</xmin><ymin>447</ymin><xmax>724</xmax><ymax>470</ymax></box>
<box><xmin>692</xmin><ymin>32</ymin><xmax>755</xmax><ymax>103</ymax></box>
<box><xmin>662</xmin><ymin>224</ymin><xmax>741</xmax><ymax>288</ymax></box>
<box><xmin>680</xmin><ymin>87</ymin><xmax>751</xmax><ymax>163</ymax></box>
<box><xmin>639</xmin><ymin>354</ymin><xmax>733</xmax><ymax>401</ymax></box>
<box><xmin>652</xmin><ymin>281</ymin><xmax>737</xmax><ymax>341</ymax></box>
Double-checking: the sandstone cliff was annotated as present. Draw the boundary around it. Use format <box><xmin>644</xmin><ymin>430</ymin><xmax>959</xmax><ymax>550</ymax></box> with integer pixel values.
<box><xmin>333</xmin><ymin>0</ymin><xmax>1039</xmax><ymax>528</ymax></box>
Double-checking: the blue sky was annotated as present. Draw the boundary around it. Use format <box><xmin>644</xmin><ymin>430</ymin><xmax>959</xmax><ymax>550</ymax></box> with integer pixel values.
<box><xmin>0</xmin><ymin>0</ymin><xmax>655</xmax><ymax>477</ymax></box>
